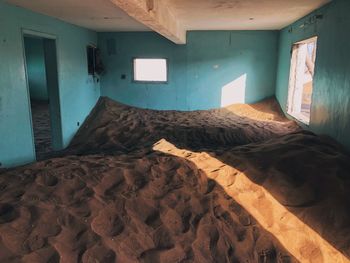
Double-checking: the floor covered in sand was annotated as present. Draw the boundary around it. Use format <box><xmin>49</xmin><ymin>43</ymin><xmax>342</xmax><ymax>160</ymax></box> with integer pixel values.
<box><xmin>0</xmin><ymin>97</ymin><xmax>349</xmax><ymax>263</ymax></box>
<box><xmin>30</xmin><ymin>100</ymin><xmax>53</xmax><ymax>161</ymax></box>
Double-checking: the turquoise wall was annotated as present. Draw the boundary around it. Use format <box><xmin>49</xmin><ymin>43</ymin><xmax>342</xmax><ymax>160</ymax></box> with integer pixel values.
<box><xmin>98</xmin><ymin>31</ymin><xmax>278</xmax><ymax>110</ymax></box>
<box><xmin>275</xmin><ymin>0</ymin><xmax>350</xmax><ymax>150</ymax></box>
<box><xmin>24</xmin><ymin>37</ymin><xmax>48</xmax><ymax>101</ymax></box>
<box><xmin>4</xmin><ymin>0</ymin><xmax>350</xmax><ymax>167</ymax></box>
<box><xmin>0</xmin><ymin>2</ymin><xmax>100</xmax><ymax>167</ymax></box>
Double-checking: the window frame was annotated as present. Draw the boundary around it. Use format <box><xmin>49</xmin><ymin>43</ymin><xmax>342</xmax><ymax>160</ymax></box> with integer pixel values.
<box><xmin>287</xmin><ymin>36</ymin><xmax>318</xmax><ymax>126</ymax></box>
<box><xmin>132</xmin><ymin>57</ymin><xmax>169</xmax><ymax>84</ymax></box>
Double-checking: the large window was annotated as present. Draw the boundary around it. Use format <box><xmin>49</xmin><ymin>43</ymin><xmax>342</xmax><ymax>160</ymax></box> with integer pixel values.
<box><xmin>287</xmin><ymin>37</ymin><xmax>318</xmax><ymax>125</ymax></box>
<box><xmin>133</xmin><ymin>58</ymin><xmax>168</xmax><ymax>82</ymax></box>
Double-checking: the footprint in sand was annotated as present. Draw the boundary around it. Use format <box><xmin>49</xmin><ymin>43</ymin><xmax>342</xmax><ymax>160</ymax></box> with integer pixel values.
<box><xmin>91</xmin><ymin>208</ymin><xmax>124</xmax><ymax>237</ymax></box>
<box><xmin>22</xmin><ymin>246</ymin><xmax>60</xmax><ymax>263</ymax></box>
<box><xmin>82</xmin><ymin>244</ymin><xmax>116</xmax><ymax>263</ymax></box>
<box><xmin>0</xmin><ymin>203</ymin><xmax>17</xmax><ymax>224</ymax></box>
<box><xmin>36</xmin><ymin>171</ymin><xmax>59</xmax><ymax>187</ymax></box>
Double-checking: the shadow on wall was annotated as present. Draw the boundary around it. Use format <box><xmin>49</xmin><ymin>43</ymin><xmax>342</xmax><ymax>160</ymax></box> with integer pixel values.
<box><xmin>221</xmin><ymin>74</ymin><xmax>247</xmax><ymax>107</ymax></box>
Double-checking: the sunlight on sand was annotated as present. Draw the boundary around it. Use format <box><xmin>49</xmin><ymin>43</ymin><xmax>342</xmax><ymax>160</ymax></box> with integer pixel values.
<box><xmin>153</xmin><ymin>139</ymin><xmax>349</xmax><ymax>263</ymax></box>
<box><xmin>224</xmin><ymin>98</ymin><xmax>290</xmax><ymax>122</ymax></box>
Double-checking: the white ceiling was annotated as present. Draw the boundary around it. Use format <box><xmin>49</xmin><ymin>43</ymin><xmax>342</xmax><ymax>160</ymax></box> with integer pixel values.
<box><xmin>7</xmin><ymin>0</ymin><xmax>149</xmax><ymax>31</ymax></box>
<box><xmin>7</xmin><ymin>0</ymin><xmax>331</xmax><ymax>32</ymax></box>
<box><xmin>165</xmin><ymin>0</ymin><xmax>331</xmax><ymax>30</ymax></box>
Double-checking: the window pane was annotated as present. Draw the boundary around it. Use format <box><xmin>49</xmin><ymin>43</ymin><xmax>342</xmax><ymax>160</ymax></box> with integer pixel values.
<box><xmin>287</xmin><ymin>37</ymin><xmax>317</xmax><ymax>125</ymax></box>
<box><xmin>134</xmin><ymin>59</ymin><xmax>167</xmax><ymax>82</ymax></box>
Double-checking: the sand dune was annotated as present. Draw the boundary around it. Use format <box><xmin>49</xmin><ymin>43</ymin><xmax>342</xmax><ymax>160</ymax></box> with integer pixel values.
<box><xmin>154</xmin><ymin>134</ymin><xmax>350</xmax><ymax>262</ymax></box>
<box><xmin>67</xmin><ymin>97</ymin><xmax>299</xmax><ymax>155</ymax></box>
<box><xmin>30</xmin><ymin>101</ymin><xmax>53</xmax><ymax>161</ymax></box>
<box><xmin>0</xmin><ymin>97</ymin><xmax>349</xmax><ymax>263</ymax></box>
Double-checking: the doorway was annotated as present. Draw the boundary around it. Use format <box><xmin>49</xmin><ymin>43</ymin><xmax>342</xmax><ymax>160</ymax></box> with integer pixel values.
<box><xmin>23</xmin><ymin>31</ymin><xmax>63</xmax><ymax>160</ymax></box>
<box><xmin>287</xmin><ymin>36</ymin><xmax>318</xmax><ymax>125</ymax></box>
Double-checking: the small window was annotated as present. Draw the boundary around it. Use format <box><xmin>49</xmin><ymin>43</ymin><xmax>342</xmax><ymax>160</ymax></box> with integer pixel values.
<box><xmin>133</xmin><ymin>58</ymin><xmax>168</xmax><ymax>82</ymax></box>
<box><xmin>287</xmin><ymin>37</ymin><xmax>318</xmax><ymax>125</ymax></box>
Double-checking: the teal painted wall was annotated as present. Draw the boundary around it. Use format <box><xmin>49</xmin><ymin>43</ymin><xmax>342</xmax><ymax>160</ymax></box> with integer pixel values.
<box><xmin>4</xmin><ymin>0</ymin><xmax>350</xmax><ymax>166</ymax></box>
<box><xmin>98</xmin><ymin>31</ymin><xmax>278</xmax><ymax>110</ymax></box>
<box><xmin>99</xmin><ymin>32</ymin><xmax>187</xmax><ymax>110</ymax></box>
<box><xmin>24</xmin><ymin>37</ymin><xmax>48</xmax><ymax>101</ymax></box>
<box><xmin>275</xmin><ymin>0</ymin><xmax>350</xmax><ymax>150</ymax></box>
<box><xmin>0</xmin><ymin>2</ymin><xmax>100</xmax><ymax>167</ymax></box>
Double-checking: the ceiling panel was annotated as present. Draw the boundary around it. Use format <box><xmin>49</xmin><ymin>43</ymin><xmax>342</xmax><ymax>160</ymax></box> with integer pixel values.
<box><xmin>6</xmin><ymin>0</ymin><xmax>331</xmax><ymax>31</ymax></box>
<box><xmin>7</xmin><ymin>0</ymin><xmax>150</xmax><ymax>31</ymax></box>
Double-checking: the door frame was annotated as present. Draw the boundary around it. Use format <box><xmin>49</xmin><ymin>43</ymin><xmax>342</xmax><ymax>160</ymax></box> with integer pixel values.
<box><xmin>21</xmin><ymin>28</ymin><xmax>63</xmax><ymax>159</ymax></box>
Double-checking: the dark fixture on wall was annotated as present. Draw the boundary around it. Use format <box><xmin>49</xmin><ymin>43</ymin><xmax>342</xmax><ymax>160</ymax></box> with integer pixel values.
<box><xmin>288</xmin><ymin>13</ymin><xmax>323</xmax><ymax>34</ymax></box>
<box><xmin>299</xmin><ymin>14</ymin><xmax>324</xmax><ymax>29</ymax></box>
<box><xmin>87</xmin><ymin>45</ymin><xmax>105</xmax><ymax>77</ymax></box>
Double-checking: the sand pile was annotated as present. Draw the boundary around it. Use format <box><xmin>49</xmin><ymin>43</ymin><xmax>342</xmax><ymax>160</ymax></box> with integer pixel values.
<box><xmin>67</xmin><ymin>97</ymin><xmax>300</xmax><ymax>155</ymax></box>
<box><xmin>0</xmin><ymin>151</ymin><xmax>297</xmax><ymax>263</ymax></box>
<box><xmin>154</xmin><ymin>132</ymin><xmax>350</xmax><ymax>262</ymax></box>
<box><xmin>31</xmin><ymin>101</ymin><xmax>53</xmax><ymax>160</ymax></box>
<box><xmin>0</xmin><ymin>97</ymin><xmax>349</xmax><ymax>262</ymax></box>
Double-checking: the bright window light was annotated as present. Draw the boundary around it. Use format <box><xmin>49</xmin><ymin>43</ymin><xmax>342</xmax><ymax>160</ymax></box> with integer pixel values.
<box><xmin>133</xmin><ymin>58</ymin><xmax>167</xmax><ymax>82</ymax></box>
<box><xmin>287</xmin><ymin>36</ymin><xmax>318</xmax><ymax>125</ymax></box>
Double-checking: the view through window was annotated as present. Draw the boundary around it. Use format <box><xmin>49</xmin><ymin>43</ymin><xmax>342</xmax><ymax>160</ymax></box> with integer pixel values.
<box><xmin>133</xmin><ymin>58</ymin><xmax>168</xmax><ymax>82</ymax></box>
<box><xmin>287</xmin><ymin>37</ymin><xmax>317</xmax><ymax>124</ymax></box>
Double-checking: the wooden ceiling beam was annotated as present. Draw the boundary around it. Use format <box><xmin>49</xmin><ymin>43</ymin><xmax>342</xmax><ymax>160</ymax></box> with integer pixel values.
<box><xmin>109</xmin><ymin>0</ymin><xmax>186</xmax><ymax>44</ymax></box>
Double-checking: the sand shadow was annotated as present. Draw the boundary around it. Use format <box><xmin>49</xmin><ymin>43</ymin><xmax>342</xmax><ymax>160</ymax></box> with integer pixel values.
<box><xmin>154</xmin><ymin>134</ymin><xmax>350</xmax><ymax>262</ymax></box>
<box><xmin>0</xmin><ymin>144</ymin><xmax>298</xmax><ymax>262</ymax></box>
<box><xmin>5</xmin><ymin>97</ymin><xmax>348</xmax><ymax>261</ymax></box>
<box><xmin>64</xmin><ymin>98</ymin><xmax>350</xmax><ymax>260</ymax></box>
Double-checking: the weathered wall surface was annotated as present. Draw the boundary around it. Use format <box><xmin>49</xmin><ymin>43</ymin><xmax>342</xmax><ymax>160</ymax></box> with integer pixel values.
<box><xmin>98</xmin><ymin>31</ymin><xmax>278</xmax><ymax>110</ymax></box>
<box><xmin>0</xmin><ymin>2</ymin><xmax>100</xmax><ymax>167</ymax></box>
<box><xmin>275</xmin><ymin>0</ymin><xmax>350</xmax><ymax>150</ymax></box>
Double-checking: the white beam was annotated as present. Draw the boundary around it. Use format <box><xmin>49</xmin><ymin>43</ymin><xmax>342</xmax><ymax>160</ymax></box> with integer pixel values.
<box><xmin>109</xmin><ymin>0</ymin><xmax>186</xmax><ymax>44</ymax></box>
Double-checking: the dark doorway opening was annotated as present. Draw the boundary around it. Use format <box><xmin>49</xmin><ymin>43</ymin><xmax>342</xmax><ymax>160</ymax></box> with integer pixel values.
<box><xmin>23</xmin><ymin>32</ymin><xmax>63</xmax><ymax>161</ymax></box>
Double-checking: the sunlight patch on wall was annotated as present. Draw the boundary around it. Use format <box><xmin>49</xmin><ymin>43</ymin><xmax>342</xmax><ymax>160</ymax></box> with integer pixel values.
<box><xmin>221</xmin><ymin>74</ymin><xmax>247</xmax><ymax>107</ymax></box>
